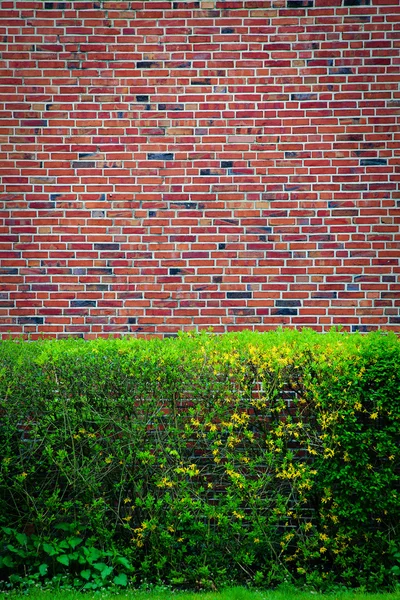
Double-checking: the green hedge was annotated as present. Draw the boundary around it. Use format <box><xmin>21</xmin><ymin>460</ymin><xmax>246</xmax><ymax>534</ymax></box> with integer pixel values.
<box><xmin>1</xmin><ymin>329</ymin><xmax>400</xmax><ymax>590</ymax></box>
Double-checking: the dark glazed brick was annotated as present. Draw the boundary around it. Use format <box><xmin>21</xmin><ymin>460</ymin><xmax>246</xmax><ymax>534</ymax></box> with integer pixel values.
<box><xmin>218</xmin><ymin>243</ymin><xmax>226</xmax><ymax>250</ymax></box>
<box><xmin>136</xmin><ymin>95</ymin><xmax>149</xmax><ymax>102</ymax></box>
<box><xmin>273</xmin><ymin>308</ymin><xmax>298</xmax><ymax>316</ymax></box>
<box><xmin>312</xmin><ymin>292</ymin><xmax>338</xmax><ymax>299</ymax></box>
<box><xmin>157</xmin><ymin>103</ymin><xmax>183</xmax><ymax>111</ymax></box>
<box><xmin>291</xmin><ymin>93</ymin><xmax>317</xmax><ymax>101</ymax></box>
<box><xmin>287</xmin><ymin>0</ymin><xmax>313</xmax><ymax>6</ymax></box>
<box><xmin>71</xmin><ymin>300</ymin><xmax>97</xmax><ymax>307</ymax></box>
<box><xmin>173</xmin><ymin>1</ymin><xmax>200</xmax><ymax>7</ymax></box>
<box><xmin>94</xmin><ymin>243</ymin><xmax>120</xmax><ymax>250</ymax></box>
<box><xmin>45</xmin><ymin>3</ymin><xmax>67</xmax><ymax>8</ymax></box>
<box><xmin>191</xmin><ymin>79</ymin><xmax>211</xmax><ymax>85</ymax></box>
<box><xmin>360</xmin><ymin>159</ymin><xmax>388</xmax><ymax>166</ymax></box>
<box><xmin>227</xmin><ymin>292</ymin><xmax>252</xmax><ymax>299</ymax></box>
<box><xmin>17</xmin><ymin>317</ymin><xmax>44</xmax><ymax>324</ymax></box>
<box><xmin>137</xmin><ymin>62</ymin><xmax>158</xmax><ymax>68</ymax></box>
<box><xmin>221</xmin><ymin>161</ymin><xmax>233</xmax><ymax>168</ymax></box>
<box><xmin>169</xmin><ymin>268</ymin><xmax>183</xmax><ymax>275</ymax></box>
<box><xmin>329</xmin><ymin>67</ymin><xmax>353</xmax><ymax>74</ymax></box>
<box><xmin>275</xmin><ymin>300</ymin><xmax>301</xmax><ymax>307</ymax></box>
<box><xmin>72</xmin><ymin>161</ymin><xmax>95</xmax><ymax>168</ymax></box>
<box><xmin>128</xmin><ymin>317</ymin><xmax>137</xmax><ymax>324</ymax></box>
<box><xmin>200</xmin><ymin>169</ymin><xmax>219</xmax><ymax>176</ymax></box>
<box><xmin>221</xmin><ymin>28</ymin><xmax>235</xmax><ymax>33</ymax></box>
<box><xmin>147</xmin><ymin>153</ymin><xmax>174</xmax><ymax>160</ymax></box>
<box><xmin>0</xmin><ymin>268</ymin><xmax>18</xmax><ymax>274</ymax></box>
<box><xmin>343</xmin><ymin>0</ymin><xmax>370</xmax><ymax>5</ymax></box>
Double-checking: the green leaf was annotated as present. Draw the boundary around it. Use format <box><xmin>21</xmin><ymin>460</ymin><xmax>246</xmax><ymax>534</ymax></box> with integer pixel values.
<box><xmin>43</xmin><ymin>542</ymin><xmax>57</xmax><ymax>556</ymax></box>
<box><xmin>84</xmin><ymin>546</ymin><xmax>101</xmax><ymax>563</ymax></box>
<box><xmin>68</xmin><ymin>551</ymin><xmax>79</xmax><ymax>561</ymax></box>
<box><xmin>80</xmin><ymin>569</ymin><xmax>92</xmax><ymax>581</ymax></box>
<box><xmin>102</xmin><ymin>566</ymin><xmax>114</xmax><ymax>580</ymax></box>
<box><xmin>56</xmin><ymin>554</ymin><xmax>69</xmax><ymax>566</ymax></box>
<box><xmin>83</xmin><ymin>582</ymin><xmax>97</xmax><ymax>590</ymax></box>
<box><xmin>1</xmin><ymin>527</ymin><xmax>12</xmax><ymax>535</ymax></box>
<box><xmin>115</xmin><ymin>556</ymin><xmax>133</xmax><ymax>571</ymax></box>
<box><xmin>68</xmin><ymin>536</ymin><xmax>82</xmax><ymax>549</ymax></box>
<box><xmin>38</xmin><ymin>563</ymin><xmax>48</xmax><ymax>576</ymax></box>
<box><xmin>392</xmin><ymin>565</ymin><xmax>400</xmax><ymax>575</ymax></box>
<box><xmin>93</xmin><ymin>561</ymin><xmax>108</xmax><ymax>572</ymax></box>
<box><xmin>15</xmin><ymin>532</ymin><xmax>27</xmax><ymax>546</ymax></box>
<box><xmin>114</xmin><ymin>573</ymin><xmax>128</xmax><ymax>587</ymax></box>
<box><xmin>1</xmin><ymin>555</ymin><xmax>14</xmax><ymax>568</ymax></box>
<box><xmin>93</xmin><ymin>562</ymin><xmax>113</xmax><ymax>579</ymax></box>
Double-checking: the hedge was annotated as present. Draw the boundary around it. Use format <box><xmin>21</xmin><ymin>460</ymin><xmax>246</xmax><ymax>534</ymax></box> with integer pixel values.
<box><xmin>0</xmin><ymin>329</ymin><xmax>400</xmax><ymax>590</ymax></box>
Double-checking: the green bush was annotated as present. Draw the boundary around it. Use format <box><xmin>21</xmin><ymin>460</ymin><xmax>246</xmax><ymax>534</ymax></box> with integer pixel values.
<box><xmin>0</xmin><ymin>329</ymin><xmax>399</xmax><ymax>590</ymax></box>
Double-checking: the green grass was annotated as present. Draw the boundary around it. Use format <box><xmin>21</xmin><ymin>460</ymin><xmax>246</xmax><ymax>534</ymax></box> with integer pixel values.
<box><xmin>2</xmin><ymin>587</ymin><xmax>400</xmax><ymax>600</ymax></box>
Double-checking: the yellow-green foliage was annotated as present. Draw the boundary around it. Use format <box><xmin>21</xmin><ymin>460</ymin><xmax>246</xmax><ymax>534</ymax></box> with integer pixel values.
<box><xmin>0</xmin><ymin>329</ymin><xmax>399</xmax><ymax>590</ymax></box>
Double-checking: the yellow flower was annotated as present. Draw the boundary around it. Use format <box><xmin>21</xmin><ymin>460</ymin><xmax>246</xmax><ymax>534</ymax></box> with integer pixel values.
<box><xmin>323</xmin><ymin>448</ymin><xmax>335</xmax><ymax>459</ymax></box>
<box><xmin>320</xmin><ymin>546</ymin><xmax>327</xmax><ymax>553</ymax></box>
<box><xmin>254</xmin><ymin>538</ymin><xmax>260</xmax><ymax>543</ymax></box>
<box><xmin>370</xmin><ymin>412</ymin><xmax>378</xmax><ymax>420</ymax></box>
<box><xmin>330</xmin><ymin>514</ymin><xmax>339</xmax><ymax>524</ymax></box>
<box><xmin>233</xmin><ymin>511</ymin><xmax>244</xmax><ymax>519</ymax></box>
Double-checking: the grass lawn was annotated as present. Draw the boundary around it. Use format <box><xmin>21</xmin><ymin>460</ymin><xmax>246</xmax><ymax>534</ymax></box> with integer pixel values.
<box><xmin>2</xmin><ymin>587</ymin><xmax>400</xmax><ymax>600</ymax></box>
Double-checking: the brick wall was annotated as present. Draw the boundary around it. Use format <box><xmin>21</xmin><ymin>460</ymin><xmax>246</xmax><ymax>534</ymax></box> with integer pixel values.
<box><xmin>0</xmin><ymin>0</ymin><xmax>399</xmax><ymax>338</ymax></box>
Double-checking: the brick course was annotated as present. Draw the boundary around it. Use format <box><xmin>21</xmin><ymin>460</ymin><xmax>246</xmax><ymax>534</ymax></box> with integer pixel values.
<box><xmin>0</xmin><ymin>0</ymin><xmax>399</xmax><ymax>338</ymax></box>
